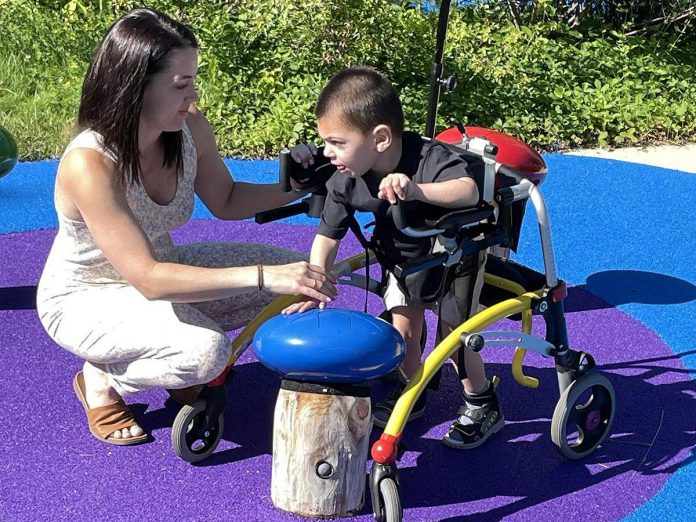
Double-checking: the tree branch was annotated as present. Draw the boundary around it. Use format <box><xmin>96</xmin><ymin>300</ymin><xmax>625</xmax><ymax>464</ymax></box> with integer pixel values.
<box><xmin>506</xmin><ymin>0</ymin><xmax>523</xmax><ymax>28</ymax></box>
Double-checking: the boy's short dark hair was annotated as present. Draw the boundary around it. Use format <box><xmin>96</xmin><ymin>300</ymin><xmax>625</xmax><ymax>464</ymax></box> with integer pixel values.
<box><xmin>315</xmin><ymin>67</ymin><xmax>404</xmax><ymax>137</ymax></box>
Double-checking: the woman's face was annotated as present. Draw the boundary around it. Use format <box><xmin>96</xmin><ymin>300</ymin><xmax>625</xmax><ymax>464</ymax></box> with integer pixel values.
<box><xmin>140</xmin><ymin>47</ymin><xmax>199</xmax><ymax>132</ymax></box>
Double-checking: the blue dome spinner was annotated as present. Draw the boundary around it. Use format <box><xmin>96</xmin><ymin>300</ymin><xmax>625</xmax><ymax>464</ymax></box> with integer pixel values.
<box><xmin>253</xmin><ymin>309</ymin><xmax>405</xmax><ymax>383</ymax></box>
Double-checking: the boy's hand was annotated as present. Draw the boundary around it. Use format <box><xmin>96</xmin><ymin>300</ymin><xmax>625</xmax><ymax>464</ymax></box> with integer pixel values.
<box><xmin>378</xmin><ymin>173</ymin><xmax>420</xmax><ymax>204</ymax></box>
<box><xmin>289</xmin><ymin>143</ymin><xmax>318</xmax><ymax>169</ymax></box>
<box><xmin>281</xmin><ymin>298</ymin><xmax>326</xmax><ymax>315</ymax></box>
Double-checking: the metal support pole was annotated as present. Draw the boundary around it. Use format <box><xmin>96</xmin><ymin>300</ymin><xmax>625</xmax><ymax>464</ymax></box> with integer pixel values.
<box><xmin>424</xmin><ymin>0</ymin><xmax>452</xmax><ymax>138</ymax></box>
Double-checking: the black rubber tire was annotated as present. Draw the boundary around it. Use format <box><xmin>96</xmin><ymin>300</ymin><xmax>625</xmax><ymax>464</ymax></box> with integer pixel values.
<box><xmin>171</xmin><ymin>398</ymin><xmax>224</xmax><ymax>463</ymax></box>
<box><xmin>551</xmin><ymin>372</ymin><xmax>615</xmax><ymax>460</ymax></box>
<box><xmin>379</xmin><ymin>478</ymin><xmax>402</xmax><ymax>522</ymax></box>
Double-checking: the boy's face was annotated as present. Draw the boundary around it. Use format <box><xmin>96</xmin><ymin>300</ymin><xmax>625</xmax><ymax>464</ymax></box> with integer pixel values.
<box><xmin>317</xmin><ymin>114</ymin><xmax>379</xmax><ymax>178</ymax></box>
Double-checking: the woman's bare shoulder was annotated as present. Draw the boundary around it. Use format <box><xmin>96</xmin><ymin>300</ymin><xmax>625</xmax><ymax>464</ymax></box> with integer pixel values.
<box><xmin>59</xmin><ymin>146</ymin><xmax>115</xmax><ymax>179</ymax></box>
<box><xmin>55</xmin><ymin>148</ymin><xmax>121</xmax><ymax>220</ymax></box>
<box><xmin>57</xmin><ymin>147</ymin><xmax>123</xmax><ymax>200</ymax></box>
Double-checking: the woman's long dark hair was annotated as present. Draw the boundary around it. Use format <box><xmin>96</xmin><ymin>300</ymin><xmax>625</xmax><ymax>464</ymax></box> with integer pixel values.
<box><xmin>78</xmin><ymin>8</ymin><xmax>198</xmax><ymax>185</ymax></box>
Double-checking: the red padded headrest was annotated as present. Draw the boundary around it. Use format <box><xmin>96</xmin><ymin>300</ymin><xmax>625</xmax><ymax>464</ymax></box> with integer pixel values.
<box><xmin>436</xmin><ymin>126</ymin><xmax>547</xmax><ymax>186</ymax></box>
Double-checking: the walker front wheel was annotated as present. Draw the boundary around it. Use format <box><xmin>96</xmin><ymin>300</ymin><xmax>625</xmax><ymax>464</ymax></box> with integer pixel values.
<box><xmin>172</xmin><ymin>399</ymin><xmax>224</xmax><ymax>463</ymax></box>
<box><xmin>378</xmin><ymin>478</ymin><xmax>402</xmax><ymax>522</ymax></box>
<box><xmin>551</xmin><ymin>372</ymin><xmax>615</xmax><ymax>460</ymax></box>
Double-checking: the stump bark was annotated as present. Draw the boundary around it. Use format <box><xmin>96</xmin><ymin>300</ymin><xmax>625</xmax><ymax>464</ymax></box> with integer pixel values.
<box><xmin>271</xmin><ymin>380</ymin><xmax>372</xmax><ymax>518</ymax></box>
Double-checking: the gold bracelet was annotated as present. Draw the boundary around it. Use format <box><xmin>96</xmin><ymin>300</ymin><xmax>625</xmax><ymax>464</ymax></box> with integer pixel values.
<box><xmin>257</xmin><ymin>264</ymin><xmax>264</xmax><ymax>291</ymax></box>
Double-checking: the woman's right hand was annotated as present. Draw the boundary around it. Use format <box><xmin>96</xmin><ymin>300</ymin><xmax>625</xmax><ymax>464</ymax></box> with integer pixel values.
<box><xmin>263</xmin><ymin>261</ymin><xmax>337</xmax><ymax>304</ymax></box>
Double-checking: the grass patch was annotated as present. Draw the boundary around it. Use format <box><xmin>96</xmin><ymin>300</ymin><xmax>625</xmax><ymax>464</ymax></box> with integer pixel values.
<box><xmin>0</xmin><ymin>55</ymin><xmax>81</xmax><ymax>159</ymax></box>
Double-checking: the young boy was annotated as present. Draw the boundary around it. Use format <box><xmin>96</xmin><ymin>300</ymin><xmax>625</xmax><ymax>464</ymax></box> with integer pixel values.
<box><xmin>283</xmin><ymin>67</ymin><xmax>503</xmax><ymax>449</ymax></box>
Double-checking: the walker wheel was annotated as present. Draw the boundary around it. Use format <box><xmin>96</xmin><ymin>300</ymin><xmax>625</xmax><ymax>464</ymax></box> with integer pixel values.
<box><xmin>551</xmin><ymin>372</ymin><xmax>615</xmax><ymax>460</ymax></box>
<box><xmin>172</xmin><ymin>398</ymin><xmax>224</xmax><ymax>463</ymax></box>
<box><xmin>378</xmin><ymin>477</ymin><xmax>402</xmax><ymax>522</ymax></box>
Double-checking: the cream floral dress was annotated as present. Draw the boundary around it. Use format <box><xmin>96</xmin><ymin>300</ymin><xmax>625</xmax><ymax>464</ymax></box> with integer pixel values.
<box><xmin>37</xmin><ymin>124</ymin><xmax>303</xmax><ymax>395</ymax></box>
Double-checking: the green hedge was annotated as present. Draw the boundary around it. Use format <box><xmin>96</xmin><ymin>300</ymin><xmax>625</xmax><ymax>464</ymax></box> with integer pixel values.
<box><xmin>1</xmin><ymin>0</ymin><xmax>694</xmax><ymax>159</ymax></box>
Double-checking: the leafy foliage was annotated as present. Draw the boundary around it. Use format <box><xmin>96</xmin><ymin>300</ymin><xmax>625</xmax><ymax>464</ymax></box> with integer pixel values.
<box><xmin>424</xmin><ymin>1</ymin><xmax>695</xmax><ymax>35</ymax></box>
<box><xmin>442</xmin><ymin>5</ymin><xmax>696</xmax><ymax>147</ymax></box>
<box><xmin>0</xmin><ymin>0</ymin><xmax>694</xmax><ymax>159</ymax></box>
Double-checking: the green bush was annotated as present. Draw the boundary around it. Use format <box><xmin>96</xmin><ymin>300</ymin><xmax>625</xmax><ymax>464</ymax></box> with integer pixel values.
<box><xmin>497</xmin><ymin>1</ymin><xmax>696</xmax><ymax>34</ymax></box>
<box><xmin>0</xmin><ymin>0</ymin><xmax>694</xmax><ymax>159</ymax></box>
<box><xmin>442</xmin><ymin>5</ymin><xmax>696</xmax><ymax>148</ymax></box>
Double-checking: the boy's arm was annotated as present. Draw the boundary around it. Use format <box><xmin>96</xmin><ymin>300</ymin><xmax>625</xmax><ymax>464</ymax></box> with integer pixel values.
<box><xmin>282</xmin><ymin>234</ymin><xmax>341</xmax><ymax>314</ymax></box>
<box><xmin>414</xmin><ymin>177</ymin><xmax>479</xmax><ymax>208</ymax></box>
<box><xmin>310</xmin><ymin>234</ymin><xmax>341</xmax><ymax>269</ymax></box>
<box><xmin>378</xmin><ymin>175</ymin><xmax>479</xmax><ymax>209</ymax></box>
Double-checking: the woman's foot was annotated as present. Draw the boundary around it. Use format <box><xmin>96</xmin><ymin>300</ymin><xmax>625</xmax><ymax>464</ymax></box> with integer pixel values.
<box><xmin>82</xmin><ymin>362</ymin><xmax>144</xmax><ymax>441</ymax></box>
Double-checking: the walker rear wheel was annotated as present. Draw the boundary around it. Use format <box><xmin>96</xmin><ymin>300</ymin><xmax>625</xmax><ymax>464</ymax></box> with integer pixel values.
<box><xmin>551</xmin><ymin>373</ymin><xmax>615</xmax><ymax>460</ymax></box>
<box><xmin>172</xmin><ymin>398</ymin><xmax>224</xmax><ymax>463</ymax></box>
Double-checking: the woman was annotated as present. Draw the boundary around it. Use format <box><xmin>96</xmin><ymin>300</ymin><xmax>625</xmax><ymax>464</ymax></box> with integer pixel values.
<box><xmin>36</xmin><ymin>8</ymin><xmax>336</xmax><ymax>446</ymax></box>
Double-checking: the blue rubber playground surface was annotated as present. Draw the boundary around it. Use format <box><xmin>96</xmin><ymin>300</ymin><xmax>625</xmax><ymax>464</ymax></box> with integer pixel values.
<box><xmin>1</xmin><ymin>152</ymin><xmax>694</xmax><ymax>520</ymax></box>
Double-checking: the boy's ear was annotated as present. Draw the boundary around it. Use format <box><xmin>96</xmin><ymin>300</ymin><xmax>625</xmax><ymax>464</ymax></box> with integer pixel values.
<box><xmin>372</xmin><ymin>124</ymin><xmax>392</xmax><ymax>152</ymax></box>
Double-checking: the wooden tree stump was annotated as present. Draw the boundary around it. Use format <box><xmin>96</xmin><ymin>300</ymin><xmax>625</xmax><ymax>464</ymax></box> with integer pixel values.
<box><xmin>271</xmin><ymin>379</ymin><xmax>372</xmax><ymax>518</ymax></box>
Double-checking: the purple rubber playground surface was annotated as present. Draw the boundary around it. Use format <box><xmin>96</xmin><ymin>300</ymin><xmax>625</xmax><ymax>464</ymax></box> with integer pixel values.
<box><xmin>1</xmin><ymin>216</ymin><xmax>693</xmax><ymax>521</ymax></box>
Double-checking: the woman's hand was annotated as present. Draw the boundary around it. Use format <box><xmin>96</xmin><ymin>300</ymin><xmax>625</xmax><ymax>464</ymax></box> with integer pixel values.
<box><xmin>289</xmin><ymin>143</ymin><xmax>318</xmax><ymax>169</ymax></box>
<box><xmin>263</xmin><ymin>261</ymin><xmax>337</xmax><ymax>303</ymax></box>
<box><xmin>377</xmin><ymin>173</ymin><xmax>420</xmax><ymax>204</ymax></box>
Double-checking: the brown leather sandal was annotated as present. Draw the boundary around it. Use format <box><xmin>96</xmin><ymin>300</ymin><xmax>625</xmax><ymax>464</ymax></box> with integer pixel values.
<box><xmin>72</xmin><ymin>372</ymin><xmax>148</xmax><ymax>446</ymax></box>
<box><xmin>166</xmin><ymin>385</ymin><xmax>203</xmax><ymax>406</ymax></box>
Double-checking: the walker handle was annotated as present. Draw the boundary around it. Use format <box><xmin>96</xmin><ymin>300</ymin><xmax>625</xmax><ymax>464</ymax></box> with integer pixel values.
<box><xmin>279</xmin><ymin>147</ymin><xmax>334</xmax><ymax>193</ymax></box>
<box><xmin>255</xmin><ymin>200</ymin><xmax>310</xmax><ymax>223</ymax></box>
<box><xmin>393</xmin><ymin>252</ymin><xmax>449</xmax><ymax>278</ymax></box>
<box><xmin>389</xmin><ymin>199</ymin><xmax>495</xmax><ymax>238</ymax></box>
<box><xmin>390</xmin><ymin>198</ymin><xmax>409</xmax><ymax>231</ymax></box>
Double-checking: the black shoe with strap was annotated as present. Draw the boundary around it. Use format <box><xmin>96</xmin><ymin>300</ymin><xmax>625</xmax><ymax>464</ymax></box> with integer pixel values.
<box><xmin>372</xmin><ymin>379</ymin><xmax>427</xmax><ymax>428</ymax></box>
<box><xmin>443</xmin><ymin>381</ymin><xmax>504</xmax><ymax>449</ymax></box>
